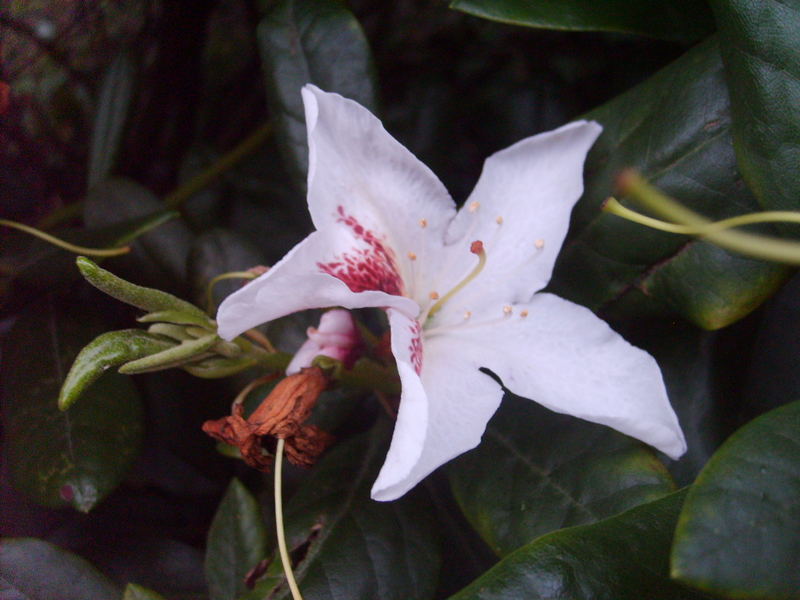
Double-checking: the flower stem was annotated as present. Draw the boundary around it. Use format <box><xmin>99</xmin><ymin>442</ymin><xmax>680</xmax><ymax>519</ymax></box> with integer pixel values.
<box><xmin>164</xmin><ymin>121</ymin><xmax>272</xmax><ymax>210</ymax></box>
<box><xmin>205</xmin><ymin>270</ymin><xmax>258</xmax><ymax>313</ymax></box>
<box><xmin>275</xmin><ymin>438</ymin><xmax>304</xmax><ymax>600</ymax></box>
<box><xmin>0</xmin><ymin>219</ymin><xmax>130</xmax><ymax>257</ymax></box>
<box><xmin>614</xmin><ymin>170</ymin><xmax>800</xmax><ymax>266</ymax></box>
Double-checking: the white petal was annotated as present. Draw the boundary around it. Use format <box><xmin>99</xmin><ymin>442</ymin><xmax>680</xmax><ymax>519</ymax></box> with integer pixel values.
<box><xmin>302</xmin><ymin>85</ymin><xmax>456</xmax><ymax>304</ymax></box>
<box><xmin>371</xmin><ymin>309</ymin><xmax>503</xmax><ymax>501</ymax></box>
<box><xmin>216</xmin><ymin>229</ymin><xmax>418</xmax><ymax>341</ymax></box>
<box><xmin>425</xmin><ymin>293</ymin><xmax>686</xmax><ymax>459</ymax></box>
<box><xmin>436</xmin><ymin>121</ymin><xmax>602</xmax><ymax>325</ymax></box>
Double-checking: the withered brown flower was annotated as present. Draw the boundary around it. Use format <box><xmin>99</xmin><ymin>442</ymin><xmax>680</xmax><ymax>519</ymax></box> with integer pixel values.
<box><xmin>202</xmin><ymin>366</ymin><xmax>334</xmax><ymax>470</ymax></box>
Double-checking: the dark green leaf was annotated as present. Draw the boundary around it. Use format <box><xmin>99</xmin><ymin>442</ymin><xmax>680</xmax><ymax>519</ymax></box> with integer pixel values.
<box><xmin>84</xmin><ymin>177</ymin><xmax>194</xmax><ymax>292</ymax></box>
<box><xmin>59</xmin><ymin>330</ymin><xmax>173</xmax><ymax>410</ymax></box>
<box><xmin>0</xmin><ymin>538</ymin><xmax>119</xmax><ymax>600</ymax></box>
<box><xmin>205</xmin><ymin>479</ymin><xmax>268</xmax><ymax>600</ymax></box>
<box><xmin>550</xmin><ymin>38</ymin><xmax>789</xmax><ymax>330</ymax></box>
<box><xmin>257</xmin><ymin>0</ymin><xmax>378</xmax><ymax>190</ymax></box>
<box><xmin>122</xmin><ymin>583</ymin><xmax>167</xmax><ymax>600</ymax></box>
<box><xmin>3</xmin><ymin>303</ymin><xmax>143</xmax><ymax>512</ymax></box>
<box><xmin>267</xmin><ymin>423</ymin><xmax>441</xmax><ymax>600</ymax></box>
<box><xmin>450</xmin><ymin>0</ymin><xmax>715</xmax><ymax>42</ymax></box>
<box><xmin>449</xmin><ymin>394</ymin><xmax>675</xmax><ymax>556</ymax></box>
<box><xmin>88</xmin><ymin>50</ymin><xmax>137</xmax><ymax>188</ymax></box>
<box><xmin>449</xmin><ymin>490</ymin><xmax>708</xmax><ymax>600</ymax></box>
<box><xmin>711</xmin><ymin>0</ymin><xmax>800</xmax><ymax>217</ymax></box>
<box><xmin>672</xmin><ymin>401</ymin><xmax>800</xmax><ymax>599</ymax></box>
<box><xmin>77</xmin><ymin>257</ymin><xmax>211</xmax><ymax>325</ymax></box>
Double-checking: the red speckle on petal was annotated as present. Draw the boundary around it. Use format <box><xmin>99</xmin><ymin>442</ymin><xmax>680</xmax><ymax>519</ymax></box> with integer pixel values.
<box><xmin>409</xmin><ymin>320</ymin><xmax>423</xmax><ymax>375</ymax></box>
<box><xmin>318</xmin><ymin>206</ymin><xmax>404</xmax><ymax>296</ymax></box>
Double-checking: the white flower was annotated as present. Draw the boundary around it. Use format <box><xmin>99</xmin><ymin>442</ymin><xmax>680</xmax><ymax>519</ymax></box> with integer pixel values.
<box><xmin>217</xmin><ymin>85</ymin><xmax>687</xmax><ymax>501</ymax></box>
<box><xmin>285</xmin><ymin>309</ymin><xmax>359</xmax><ymax>375</ymax></box>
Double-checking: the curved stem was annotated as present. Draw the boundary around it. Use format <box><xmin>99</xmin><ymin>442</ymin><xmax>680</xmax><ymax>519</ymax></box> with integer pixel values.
<box><xmin>275</xmin><ymin>438</ymin><xmax>304</xmax><ymax>600</ymax></box>
<box><xmin>205</xmin><ymin>270</ymin><xmax>257</xmax><ymax>313</ymax></box>
<box><xmin>0</xmin><ymin>219</ymin><xmax>130</xmax><ymax>257</ymax></box>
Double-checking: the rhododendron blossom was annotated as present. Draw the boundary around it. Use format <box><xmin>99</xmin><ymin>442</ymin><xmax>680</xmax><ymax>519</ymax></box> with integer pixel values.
<box><xmin>285</xmin><ymin>309</ymin><xmax>360</xmax><ymax>375</ymax></box>
<box><xmin>217</xmin><ymin>85</ymin><xmax>686</xmax><ymax>501</ymax></box>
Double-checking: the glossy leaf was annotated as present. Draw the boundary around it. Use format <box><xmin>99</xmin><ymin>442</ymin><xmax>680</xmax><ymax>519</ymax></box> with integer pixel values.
<box><xmin>122</xmin><ymin>584</ymin><xmax>167</xmax><ymax>600</ymax></box>
<box><xmin>0</xmin><ymin>538</ymin><xmax>119</xmax><ymax>600</ymax></box>
<box><xmin>450</xmin><ymin>0</ymin><xmax>714</xmax><ymax>42</ymax></box>
<box><xmin>712</xmin><ymin>0</ymin><xmax>800</xmax><ymax>215</ymax></box>
<box><xmin>257</xmin><ymin>0</ymin><xmax>378</xmax><ymax>190</ymax></box>
<box><xmin>266</xmin><ymin>424</ymin><xmax>441</xmax><ymax>600</ymax></box>
<box><xmin>77</xmin><ymin>257</ymin><xmax>210</xmax><ymax>325</ymax></box>
<box><xmin>59</xmin><ymin>329</ymin><xmax>173</xmax><ymax>410</ymax></box>
<box><xmin>88</xmin><ymin>50</ymin><xmax>137</xmax><ymax>188</ymax></box>
<box><xmin>672</xmin><ymin>401</ymin><xmax>800</xmax><ymax>599</ymax></box>
<box><xmin>550</xmin><ymin>38</ymin><xmax>789</xmax><ymax>330</ymax></box>
<box><xmin>205</xmin><ymin>479</ymin><xmax>268</xmax><ymax>600</ymax></box>
<box><xmin>450</xmin><ymin>490</ymin><xmax>708</xmax><ymax>600</ymax></box>
<box><xmin>449</xmin><ymin>394</ymin><xmax>675</xmax><ymax>556</ymax></box>
<box><xmin>3</xmin><ymin>303</ymin><xmax>143</xmax><ymax>512</ymax></box>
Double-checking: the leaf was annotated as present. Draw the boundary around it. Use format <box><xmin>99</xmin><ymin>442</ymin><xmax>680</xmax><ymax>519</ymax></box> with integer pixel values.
<box><xmin>449</xmin><ymin>490</ymin><xmax>709</xmax><ymax>600</ymax></box>
<box><xmin>711</xmin><ymin>0</ymin><xmax>800</xmax><ymax>216</ymax></box>
<box><xmin>671</xmin><ymin>401</ymin><xmax>800</xmax><ymax>599</ymax></box>
<box><xmin>3</xmin><ymin>302</ymin><xmax>143</xmax><ymax>512</ymax></box>
<box><xmin>0</xmin><ymin>538</ymin><xmax>119</xmax><ymax>600</ymax></box>
<box><xmin>117</xmin><ymin>333</ymin><xmax>219</xmax><ymax>374</ymax></box>
<box><xmin>59</xmin><ymin>330</ymin><xmax>173</xmax><ymax>410</ymax></box>
<box><xmin>450</xmin><ymin>0</ymin><xmax>715</xmax><ymax>42</ymax></box>
<box><xmin>77</xmin><ymin>257</ymin><xmax>211</xmax><ymax>325</ymax></box>
<box><xmin>88</xmin><ymin>50</ymin><xmax>137</xmax><ymax>188</ymax></box>
<box><xmin>550</xmin><ymin>38</ymin><xmax>789</xmax><ymax>330</ymax></box>
<box><xmin>267</xmin><ymin>423</ymin><xmax>441</xmax><ymax>600</ymax></box>
<box><xmin>205</xmin><ymin>479</ymin><xmax>268</xmax><ymax>600</ymax></box>
<box><xmin>449</xmin><ymin>394</ymin><xmax>675</xmax><ymax>556</ymax></box>
<box><xmin>84</xmin><ymin>177</ymin><xmax>194</xmax><ymax>292</ymax></box>
<box><xmin>257</xmin><ymin>0</ymin><xmax>378</xmax><ymax>190</ymax></box>
<box><xmin>122</xmin><ymin>584</ymin><xmax>167</xmax><ymax>600</ymax></box>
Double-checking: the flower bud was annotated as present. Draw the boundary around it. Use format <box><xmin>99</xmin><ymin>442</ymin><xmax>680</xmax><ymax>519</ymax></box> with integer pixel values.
<box><xmin>286</xmin><ymin>309</ymin><xmax>359</xmax><ymax>375</ymax></box>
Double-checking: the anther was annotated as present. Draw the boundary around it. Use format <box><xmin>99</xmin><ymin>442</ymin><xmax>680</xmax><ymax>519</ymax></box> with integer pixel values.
<box><xmin>534</xmin><ymin>238</ymin><xmax>545</xmax><ymax>249</ymax></box>
<box><xmin>429</xmin><ymin>291</ymin><xmax>440</xmax><ymax>300</ymax></box>
<box><xmin>468</xmin><ymin>201</ymin><xmax>480</xmax><ymax>213</ymax></box>
<box><xmin>408</xmin><ymin>251</ymin><xmax>417</xmax><ymax>261</ymax></box>
<box><xmin>464</xmin><ymin>310</ymin><xmax>472</xmax><ymax>320</ymax></box>
<box><xmin>503</xmin><ymin>305</ymin><xmax>513</xmax><ymax>316</ymax></box>
<box><xmin>419</xmin><ymin>219</ymin><xmax>428</xmax><ymax>228</ymax></box>
<box><xmin>496</xmin><ymin>216</ymin><xmax>504</xmax><ymax>225</ymax></box>
<box><xmin>520</xmin><ymin>310</ymin><xmax>529</xmax><ymax>318</ymax></box>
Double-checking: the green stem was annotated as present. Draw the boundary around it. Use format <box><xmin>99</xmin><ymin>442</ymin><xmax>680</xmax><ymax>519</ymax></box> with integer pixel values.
<box><xmin>0</xmin><ymin>219</ymin><xmax>130</xmax><ymax>257</ymax></box>
<box><xmin>206</xmin><ymin>271</ymin><xmax>257</xmax><ymax>313</ymax></box>
<box><xmin>275</xmin><ymin>438</ymin><xmax>304</xmax><ymax>600</ymax></box>
<box><xmin>616</xmin><ymin>170</ymin><xmax>800</xmax><ymax>266</ymax></box>
<box><xmin>164</xmin><ymin>121</ymin><xmax>272</xmax><ymax>210</ymax></box>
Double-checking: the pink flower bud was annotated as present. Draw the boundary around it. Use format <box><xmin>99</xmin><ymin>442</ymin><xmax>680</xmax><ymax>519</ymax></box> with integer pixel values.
<box><xmin>286</xmin><ymin>309</ymin><xmax>360</xmax><ymax>375</ymax></box>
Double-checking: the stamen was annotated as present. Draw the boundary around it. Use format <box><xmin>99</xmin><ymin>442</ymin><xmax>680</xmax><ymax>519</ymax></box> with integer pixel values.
<box><xmin>427</xmin><ymin>240</ymin><xmax>487</xmax><ymax>319</ymax></box>
<box><xmin>407</xmin><ymin>251</ymin><xmax>417</xmax><ymax>261</ymax></box>
<box><xmin>520</xmin><ymin>310</ymin><xmax>529</xmax><ymax>318</ymax></box>
<box><xmin>419</xmin><ymin>218</ymin><xmax>428</xmax><ymax>228</ymax></box>
<box><xmin>429</xmin><ymin>291</ymin><xmax>440</xmax><ymax>300</ymax></box>
<box><xmin>534</xmin><ymin>239</ymin><xmax>545</xmax><ymax>249</ymax></box>
<box><xmin>468</xmin><ymin>201</ymin><xmax>480</xmax><ymax>213</ymax></box>
<box><xmin>503</xmin><ymin>305</ymin><xmax>513</xmax><ymax>316</ymax></box>
<box><xmin>495</xmin><ymin>216</ymin><xmax>504</xmax><ymax>225</ymax></box>
<box><xmin>464</xmin><ymin>310</ymin><xmax>472</xmax><ymax>320</ymax></box>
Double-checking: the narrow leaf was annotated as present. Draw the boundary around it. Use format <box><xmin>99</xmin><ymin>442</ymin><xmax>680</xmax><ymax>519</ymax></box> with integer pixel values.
<box><xmin>672</xmin><ymin>401</ymin><xmax>800</xmax><ymax>599</ymax></box>
<box><xmin>118</xmin><ymin>333</ymin><xmax>219</xmax><ymax>374</ymax></box>
<box><xmin>205</xmin><ymin>479</ymin><xmax>268</xmax><ymax>600</ymax></box>
<box><xmin>0</xmin><ymin>538</ymin><xmax>119</xmax><ymax>600</ymax></box>
<box><xmin>59</xmin><ymin>330</ymin><xmax>173</xmax><ymax>410</ymax></box>
<box><xmin>123</xmin><ymin>584</ymin><xmax>167</xmax><ymax>600</ymax></box>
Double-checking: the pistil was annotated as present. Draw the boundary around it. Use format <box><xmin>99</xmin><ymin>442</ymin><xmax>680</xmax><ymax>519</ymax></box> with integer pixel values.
<box><xmin>426</xmin><ymin>240</ymin><xmax>487</xmax><ymax>320</ymax></box>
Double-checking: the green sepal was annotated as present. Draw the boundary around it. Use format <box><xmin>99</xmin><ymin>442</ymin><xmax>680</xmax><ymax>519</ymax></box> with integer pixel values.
<box><xmin>59</xmin><ymin>329</ymin><xmax>174</xmax><ymax>410</ymax></box>
<box><xmin>118</xmin><ymin>333</ymin><xmax>220</xmax><ymax>374</ymax></box>
<box><xmin>77</xmin><ymin>256</ymin><xmax>209</xmax><ymax>321</ymax></box>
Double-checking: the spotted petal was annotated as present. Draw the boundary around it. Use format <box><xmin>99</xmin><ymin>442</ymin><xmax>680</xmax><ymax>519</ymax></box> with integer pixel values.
<box><xmin>216</xmin><ymin>229</ymin><xmax>418</xmax><ymax>341</ymax></box>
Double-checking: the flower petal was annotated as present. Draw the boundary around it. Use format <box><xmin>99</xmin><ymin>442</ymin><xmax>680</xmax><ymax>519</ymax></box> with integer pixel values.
<box><xmin>302</xmin><ymin>85</ymin><xmax>457</xmax><ymax>303</ymax></box>
<box><xmin>436</xmin><ymin>121</ymin><xmax>602</xmax><ymax>325</ymax></box>
<box><xmin>371</xmin><ymin>309</ymin><xmax>504</xmax><ymax>501</ymax></box>
<box><xmin>216</xmin><ymin>229</ymin><xmax>418</xmax><ymax>341</ymax></box>
<box><xmin>425</xmin><ymin>293</ymin><xmax>686</xmax><ymax>460</ymax></box>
